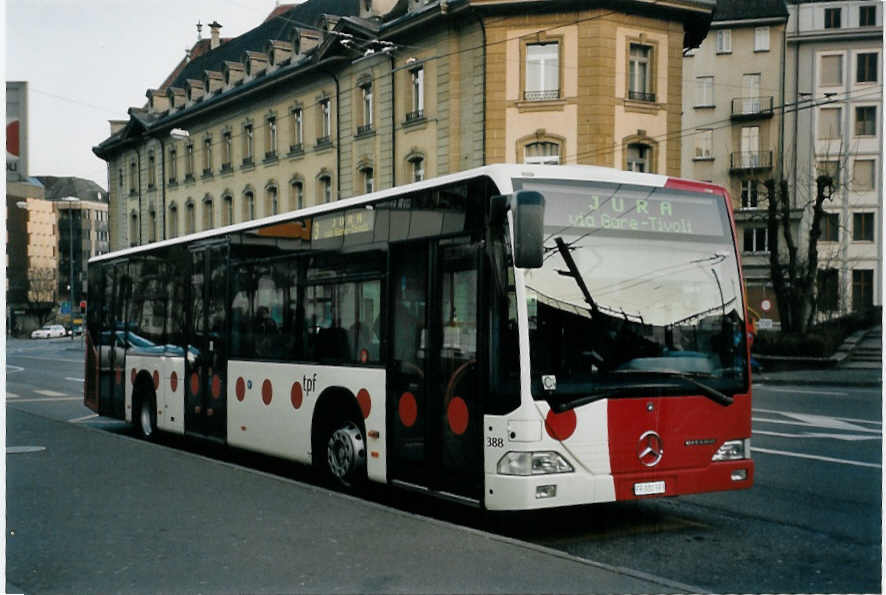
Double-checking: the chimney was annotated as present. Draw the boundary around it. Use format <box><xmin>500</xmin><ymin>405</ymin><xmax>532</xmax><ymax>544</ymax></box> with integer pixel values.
<box><xmin>209</xmin><ymin>21</ymin><xmax>222</xmax><ymax>50</ymax></box>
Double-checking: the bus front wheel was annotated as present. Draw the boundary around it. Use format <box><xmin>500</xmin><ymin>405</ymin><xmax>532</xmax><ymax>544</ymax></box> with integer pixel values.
<box><xmin>325</xmin><ymin>419</ymin><xmax>366</xmax><ymax>489</ymax></box>
<box><xmin>135</xmin><ymin>391</ymin><xmax>157</xmax><ymax>441</ymax></box>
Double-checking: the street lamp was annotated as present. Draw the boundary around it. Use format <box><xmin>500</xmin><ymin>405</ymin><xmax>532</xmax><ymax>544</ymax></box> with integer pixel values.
<box><xmin>61</xmin><ymin>197</ymin><xmax>80</xmax><ymax>340</ymax></box>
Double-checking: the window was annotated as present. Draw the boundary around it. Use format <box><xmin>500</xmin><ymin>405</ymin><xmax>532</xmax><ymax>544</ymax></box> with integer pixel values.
<box><xmin>694</xmin><ymin>129</ymin><xmax>713</xmax><ymax>159</ymax></box>
<box><xmin>267</xmin><ymin>186</ymin><xmax>279</xmax><ymax>216</ymax></box>
<box><xmin>118</xmin><ymin>167</ymin><xmax>124</xmax><ymax>189</ymax></box>
<box><xmin>824</xmin><ymin>7</ymin><xmax>841</xmax><ymax>29</ymax></box>
<box><xmin>821</xmin><ymin>212</ymin><xmax>839</xmax><ymax>241</ymax></box>
<box><xmin>628</xmin><ymin>44</ymin><xmax>653</xmax><ymax>100</ymax></box>
<box><xmin>406</xmin><ymin>67</ymin><xmax>424</xmax><ymax>122</ymax></box>
<box><xmin>243</xmin><ymin>123</ymin><xmax>254</xmax><ymax>164</ymax></box>
<box><xmin>410</xmin><ymin>156</ymin><xmax>424</xmax><ymax>182</ymax></box>
<box><xmin>820</xmin><ymin>55</ymin><xmax>842</xmax><ymax>86</ymax></box>
<box><xmin>291</xmin><ymin>180</ymin><xmax>304</xmax><ymax>210</ymax></box>
<box><xmin>362</xmin><ymin>167</ymin><xmax>374</xmax><ymax>194</ymax></box>
<box><xmin>754</xmin><ymin>26</ymin><xmax>770</xmax><ymax>52</ymax></box>
<box><xmin>857</xmin><ymin>53</ymin><xmax>878</xmax><ymax>83</ymax></box>
<box><xmin>852</xmin><ymin>269</ymin><xmax>874</xmax><ymax>311</ymax></box>
<box><xmin>853</xmin><ymin>212</ymin><xmax>874</xmax><ymax>241</ymax></box>
<box><xmin>291</xmin><ymin>107</ymin><xmax>303</xmax><ymax>150</ymax></box>
<box><xmin>319</xmin><ymin>175</ymin><xmax>332</xmax><ymax>203</ymax></box>
<box><xmin>741</xmin><ymin>180</ymin><xmax>759</xmax><ymax>208</ymax></box>
<box><xmin>130</xmin><ymin>213</ymin><xmax>139</xmax><ymax>245</ymax></box>
<box><xmin>186</xmin><ymin>202</ymin><xmax>195</xmax><ymax>234</ymax></box>
<box><xmin>222</xmin><ymin>131</ymin><xmax>232</xmax><ymax>169</ymax></box>
<box><xmin>222</xmin><ymin>195</ymin><xmax>233</xmax><ymax>226</ymax></box>
<box><xmin>203</xmin><ymin>198</ymin><xmax>214</xmax><ymax>229</ymax></box>
<box><xmin>853</xmin><ymin>159</ymin><xmax>875</xmax><ymax>191</ymax></box>
<box><xmin>203</xmin><ymin>137</ymin><xmax>212</xmax><ymax>175</ymax></box>
<box><xmin>695</xmin><ymin>76</ymin><xmax>713</xmax><ymax>106</ymax></box>
<box><xmin>743</xmin><ymin>227</ymin><xmax>768</xmax><ymax>252</ymax></box>
<box><xmin>244</xmin><ymin>191</ymin><xmax>256</xmax><ymax>220</ymax></box>
<box><xmin>818</xmin><ymin>160</ymin><xmax>841</xmax><ymax>185</ymax></box>
<box><xmin>626</xmin><ymin>143</ymin><xmax>651</xmax><ymax>172</ymax></box>
<box><xmin>168</xmin><ymin>146</ymin><xmax>177</xmax><ymax>183</ymax></box>
<box><xmin>818</xmin><ymin>107</ymin><xmax>842</xmax><ymax>139</ymax></box>
<box><xmin>148</xmin><ymin>152</ymin><xmax>156</xmax><ymax>188</ymax></box>
<box><xmin>525</xmin><ymin>42</ymin><xmax>559</xmax><ymax>100</ymax></box>
<box><xmin>129</xmin><ymin>161</ymin><xmax>136</xmax><ymax>193</ymax></box>
<box><xmin>715</xmin><ymin>29</ymin><xmax>732</xmax><ymax>54</ymax></box>
<box><xmin>168</xmin><ymin>205</ymin><xmax>178</xmax><ymax>238</ymax></box>
<box><xmin>319</xmin><ymin>99</ymin><xmax>331</xmax><ymax>142</ymax></box>
<box><xmin>855</xmin><ymin>106</ymin><xmax>876</xmax><ymax>136</ymax></box>
<box><xmin>817</xmin><ymin>268</ymin><xmax>839</xmax><ymax>312</ymax></box>
<box><xmin>860</xmin><ymin>5</ymin><xmax>876</xmax><ymax>27</ymax></box>
<box><xmin>360</xmin><ymin>83</ymin><xmax>373</xmax><ymax>131</ymax></box>
<box><xmin>524</xmin><ymin>141</ymin><xmax>561</xmax><ymax>164</ymax></box>
<box><xmin>266</xmin><ymin>116</ymin><xmax>277</xmax><ymax>158</ymax></box>
<box><xmin>185</xmin><ymin>144</ymin><xmax>194</xmax><ymax>179</ymax></box>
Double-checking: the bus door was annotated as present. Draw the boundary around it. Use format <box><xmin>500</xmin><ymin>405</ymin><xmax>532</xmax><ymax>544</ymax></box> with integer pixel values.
<box><xmin>388</xmin><ymin>238</ymin><xmax>483</xmax><ymax>501</ymax></box>
<box><xmin>185</xmin><ymin>242</ymin><xmax>229</xmax><ymax>441</ymax></box>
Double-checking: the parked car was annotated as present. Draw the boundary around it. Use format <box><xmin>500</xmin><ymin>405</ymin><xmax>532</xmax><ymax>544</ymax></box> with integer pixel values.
<box><xmin>31</xmin><ymin>324</ymin><xmax>67</xmax><ymax>339</ymax></box>
<box><xmin>68</xmin><ymin>325</ymin><xmax>83</xmax><ymax>336</ymax></box>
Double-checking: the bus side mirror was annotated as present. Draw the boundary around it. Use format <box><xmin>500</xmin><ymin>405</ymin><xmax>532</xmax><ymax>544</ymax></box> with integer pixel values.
<box><xmin>492</xmin><ymin>191</ymin><xmax>545</xmax><ymax>269</ymax></box>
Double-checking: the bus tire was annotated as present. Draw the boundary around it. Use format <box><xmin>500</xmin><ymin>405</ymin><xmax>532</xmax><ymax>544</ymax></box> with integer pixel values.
<box><xmin>324</xmin><ymin>416</ymin><xmax>367</xmax><ymax>490</ymax></box>
<box><xmin>134</xmin><ymin>385</ymin><xmax>157</xmax><ymax>441</ymax></box>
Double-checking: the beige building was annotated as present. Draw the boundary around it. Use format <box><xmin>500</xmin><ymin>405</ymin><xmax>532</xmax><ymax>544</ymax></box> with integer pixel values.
<box><xmin>95</xmin><ymin>0</ymin><xmax>715</xmax><ymax>252</ymax></box>
<box><xmin>681</xmin><ymin>0</ymin><xmax>789</xmax><ymax>322</ymax></box>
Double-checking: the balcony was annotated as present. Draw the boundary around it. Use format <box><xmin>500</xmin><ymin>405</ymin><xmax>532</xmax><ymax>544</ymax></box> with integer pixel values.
<box><xmin>731</xmin><ymin>96</ymin><xmax>774</xmax><ymax>121</ymax></box>
<box><xmin>356</xmin><ymin>123</ymin><xmax>374</xmax><ymax>137</ymax></box>
<box><xmin>730</xmin><ymin>150</ymin><xmax>773</xmax><ymax>173</ymax></box>
<box><xmin>628</xmin><ymin>90</ymin><xmax>656</xmax><ymax>103</ymax></box>
<box><xmin>523</xmin><ymin>89</ymin><xmax>559</xmax><ymax>101</ymax></box>
<box><xmin>405</xmin><ymin>109</ymin><xmax>424</xmax><ymax>124</ymax></box>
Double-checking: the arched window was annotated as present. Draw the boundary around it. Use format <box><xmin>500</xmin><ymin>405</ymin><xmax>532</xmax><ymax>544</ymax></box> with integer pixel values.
<box><xmin>129</xmin><ymin>212</ymin><xmax>139</xmax><ymax>246</ymax></box>
<box><xmin>243</xmin><ymin>190</ymin><xmax>256</xmax><ymax>220</ymax></box>
<box><xmin>408</xmin><ymin>155</ymin><xmax>424</xmax><ymax>182</ymax></box>
<box><xmin>626</xmin><ymin>143</ymin><xmax>651</xmax><ymax>173</ymax></box>
<box><xmin>203</xmin><ymin>195</ymin><xmax>214</xmax><ymax>229</ymax></box>
<box><xmin>222</xmin><ymin>193</ymin><xmax>233</xmax><ymax>226</ymax></box>
<box><xmin>524</xmin><ymin>141</ymin><xmax>560</xmax><ymax>164</ymax></box>
<box><xmin>361</xmin><ymin>167</ymin><xmax>374</xmax><ymax>194</ymax></box>
<box><xmin>168</xmin><ymin>203</ymin><xmax>178</xmax><ymax>238</ymax></box>
<box><xmin>185</xmin><ymin>200</ymin><xmax>196</xmax><ymax>234</ymax></box>
<box><xmin>318</xmin><ymin>175</ymin><xmax>332</xmax><ymax>203</ymax></box>
<box><xmin>266</xmin><ymin>184</ymin><xmax>279</xmax><ymax>216</ymax></box>
<box><xmin>290</xmin><ymin>178</ymin><xmax>304</xmax><ymax>210</ymax></box>
<box><xmin>149</xmin><ymin>209</ymin><xmax>157</xmax><ymax>243</ymax></box>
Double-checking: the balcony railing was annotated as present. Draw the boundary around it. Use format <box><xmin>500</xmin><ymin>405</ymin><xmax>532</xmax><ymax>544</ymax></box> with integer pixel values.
<box><xmin>356</xmin><ymin>123</ymin><xmax>374</xmax><ymax>136</ymax></box>
<box><xmin>523</xmin><ymin>89</ymin><xmax>559</xmax><ymax>101</ymax></box>
<box><xmin>405</xmin><ymin>109</ymin><xmax>424</xmax><ymax>123</ymax></box>
<box><xmin>315</xmin><ymin>135</ymin><xmax>331</xmax><ymax>147</ymax></box>
<box><xmin>628</xmin><ymin>90</ymin><xmax>656</xmax><ymax>102</ymax></box>
<box><xmin>731</xmin><ymin>96</ymin><xmax>774</xmax><ymax>120</ymax></box>
<box><xmin>730</xmin><ymin>150</ymin><xmax>773</xmax><ymax>172</ymax></box>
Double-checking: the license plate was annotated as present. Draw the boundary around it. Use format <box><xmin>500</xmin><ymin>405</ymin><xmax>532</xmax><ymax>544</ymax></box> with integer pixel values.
<box><xmin>633</xmin><ymin>480</ymin><xmax>666</xmax><ymax>496</ymax></box>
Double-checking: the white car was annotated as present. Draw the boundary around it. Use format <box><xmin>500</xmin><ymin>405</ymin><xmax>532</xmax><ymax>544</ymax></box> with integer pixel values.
<box><xmin>31</xmin><ymin>324</ymin><xmax>67</xmax><ymax>339</ymax></box>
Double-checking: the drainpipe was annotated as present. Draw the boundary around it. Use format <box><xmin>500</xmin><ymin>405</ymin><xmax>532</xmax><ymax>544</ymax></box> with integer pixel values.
<box><xmin>324</xmin><ymin>70</ymin><xmax>342</xmax><ymax>199</ymax></box>
<box><xmin>137</xmin><ymin>147</ymin><xmax>143</xmax><ymax>246</ymax></box>
<box><xmin>159</xmin><ymin>137</ymin><xmax>167</xmax><ymax>240</ymax></box>
<box><xmin>777</xmin><ymin>20</ymin><xmax>786</xmax><ymax>184</ymax></box>
<box><xmin>476</xmin><ymin>9</ymin><xmax>486</xmax><ymax>165</ymax></box>
<box><xmin>389</xmin><ymin>52</ymin><xmax>396</xmax><ymax>186</ymax></box>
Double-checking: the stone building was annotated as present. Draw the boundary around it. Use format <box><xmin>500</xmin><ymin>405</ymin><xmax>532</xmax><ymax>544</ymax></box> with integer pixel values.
<box><xmin>94</xmin><ymin>0</ymin><xmax>715</xmax><ymax>252</ymax></box>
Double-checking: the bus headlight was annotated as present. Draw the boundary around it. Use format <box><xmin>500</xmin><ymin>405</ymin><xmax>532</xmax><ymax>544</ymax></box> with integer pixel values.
<box><xmin>712</xmin><ymin>439</ymin><xmax>750</xmax><ymax>461</ymax></box>
<box><xmin>497</xmin><ymin>451</ymin><xmax>574</xmax><ymax>476</ymax></box>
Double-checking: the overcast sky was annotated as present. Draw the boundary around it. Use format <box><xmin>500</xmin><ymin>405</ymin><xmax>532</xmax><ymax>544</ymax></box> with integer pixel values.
<box><xmin>6</xmin><ymin>1</ymin><xmax>296</xmax><ymax>189</ymax></box>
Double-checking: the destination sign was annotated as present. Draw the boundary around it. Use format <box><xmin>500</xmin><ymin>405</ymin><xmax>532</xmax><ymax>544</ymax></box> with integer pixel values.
<box><xmin>311</xmin><ymin>209</ymin><xmax>375</xmax><ymax>241</ymax></box>
<box><xmin>515</xmin><ymin>180</ymin><xmax>727</xmax><ymax>238</ymax></box>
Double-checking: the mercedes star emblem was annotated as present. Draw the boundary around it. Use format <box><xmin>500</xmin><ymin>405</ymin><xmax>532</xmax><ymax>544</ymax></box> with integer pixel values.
<box><xmin>638</xmin><ymin>430</ymin><xmax>663</xmax><ymax>467</ymax></box>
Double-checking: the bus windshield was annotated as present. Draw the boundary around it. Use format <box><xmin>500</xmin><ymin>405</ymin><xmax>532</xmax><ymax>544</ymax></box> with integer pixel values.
<box><xmin>513</xmin><ymin>178</ymin><xmax>748</xmax><ymax>404</ymax></box>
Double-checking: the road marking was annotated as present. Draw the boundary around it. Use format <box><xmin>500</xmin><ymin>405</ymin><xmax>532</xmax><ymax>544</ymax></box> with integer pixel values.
<box><xmin>10</xmin><ymin>397</ymin><xmax>81</xmax><ymax>403</ymax></box>
<box><xmin>754</xmin><ymin>408</ymin><xmax>881</xmax><ymax>426</ymax></box>
<box><xmin>753</xmin><ymin>416</ymin><xmax>881</xmax><ymax>433</ymax></box>
<box><xmin>754</xmin><ymin>429</ymin><xmax>880</xmax><ymax>441</ymax></box>
<box><xmin>34</xmin><ymin>390</ymin><xmax>68</xmax><ymax>397</ymax></box>
<box><xmin>65</xmin><ymin>377</ymin><xmax>85</xmax><ymax>383</ymax></box>
<box><xmin>757</xmin><ymin>386</ymin><xmax>849</xmax><ymax>396</ymax></box>
<box><xmin>6</xmin><ymin>365</ymin><xmax>24</xmax><ymax>373</ymax></box>
<box><xmin>68</xmin><ymin>413</ymin><xmax>98</xmax><ymax>423</ymax></box>
<box><xmin>7</xmin><ymin>393</ymin><xmax>20</xmax><ymax>399</ymax></box>
<box><xmin>752</xmin><ymin>446</ymin><xmax>881</xmax><ymax>469</ymax></box>
<box><xmin>7</xmin><ymin>355</ymin><xmax>83</xmax><ymax>364</ymax></box>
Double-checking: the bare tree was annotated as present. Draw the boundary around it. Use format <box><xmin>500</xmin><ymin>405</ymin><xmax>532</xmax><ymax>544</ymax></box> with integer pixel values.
<box><xmin>27</xmin><ymin>267</ymin><xmax>59</xmax><ymax>326</ymax></box>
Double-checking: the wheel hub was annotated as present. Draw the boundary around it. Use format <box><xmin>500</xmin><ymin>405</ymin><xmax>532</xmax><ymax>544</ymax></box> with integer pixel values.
<box><xmin>327</xmin><ymin>422</ymin><xmax>365</xmax><ymax>485</ymax></box>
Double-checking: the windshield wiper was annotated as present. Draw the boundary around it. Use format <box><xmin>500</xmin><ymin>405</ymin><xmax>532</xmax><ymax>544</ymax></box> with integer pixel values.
<box><xmin>548</xmin><ymin>369</ymin><xmax>733</xmax><ymax>413</ymax></box>
<box><xmin>609</xmin><ymin>369</ymin><xmax>733</xmax><ymax>407</ymax></box>
<box><xmin>554</xmin><ymin>237</ymin><xmax>599</xmax><ymax>316</ymax></box>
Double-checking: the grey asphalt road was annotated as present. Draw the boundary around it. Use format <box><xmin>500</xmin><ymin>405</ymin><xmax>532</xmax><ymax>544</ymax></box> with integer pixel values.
<box><xmin>5</xmin><ymin>337</ymin><xmax>882</xmax><ymax>593</ymax></box>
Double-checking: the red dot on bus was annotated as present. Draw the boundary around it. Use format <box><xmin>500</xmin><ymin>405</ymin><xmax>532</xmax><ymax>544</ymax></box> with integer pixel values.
<box><xmin>152</xmin><ymin>370</ymin><xmax>159</xmax><ymax>390</ymax></box>
<box><xmin>360</xmin><ymin>349</ymin><xmax>369</xmax><ymax>363</ymax></box>
<box><xmin>170</xmin><ymin>371</ymin><xmax>178</xmax><ymax>392</ymax></box>
<box><xmin>262</xmin><ymin>379</ymin><xmax>273</xmax><ymax>405</ymax></box>
<box><xmin>235</xmin><ymin>377</ymin><xmax>246</xmax><ymax>402</ymax></box>
<box><xmin>357</xmin><ymin>389</ymin><xmax>371</xmax><ymax>419</ymax></box>
<box><xmin>291</xmin><ymin>382</ymin><xmax>303</xmax><ymax>409</ymax></box>
<box><xmin>544</xmin><ymin>408</ymin><xmax>577</xmax><ymax>441</ymax></box>
<box><xmin>190</xmin><ymin>372</ymin><xmax>200</xmax><ymax>396</ymax></box>
<box><xmin>447</xmin><ymin>397</ymin><xmax>469</xmax><ymax>435</ymax></box>
<box><xmin>211</xmin><ymin>374</ymin><xmax>222</xmax><ymax>399</ymax></box>
<box><xmin>399</xmin><ymin>392</ymin><xmax>417</xmax><ymax>427</ymax></box>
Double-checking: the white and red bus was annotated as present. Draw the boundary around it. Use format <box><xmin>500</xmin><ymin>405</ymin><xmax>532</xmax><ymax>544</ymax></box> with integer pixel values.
<box><xmin>84</xmin><ymin>164</ymin><xmax>753</xmax><ymax>510</ymax></box>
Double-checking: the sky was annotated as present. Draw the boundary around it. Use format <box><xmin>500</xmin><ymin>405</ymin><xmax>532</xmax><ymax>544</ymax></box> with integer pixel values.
<box><xmin>6</xmin><ymin>0</ymin><xmax>299</xmax><ymax>189</ymax></box>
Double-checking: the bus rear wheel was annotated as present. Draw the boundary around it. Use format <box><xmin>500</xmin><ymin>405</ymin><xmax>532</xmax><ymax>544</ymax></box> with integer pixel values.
<box><xmin>325</xmin><ymin>419</ymin><xmax>366</xmax><ymax>489</ymax></box>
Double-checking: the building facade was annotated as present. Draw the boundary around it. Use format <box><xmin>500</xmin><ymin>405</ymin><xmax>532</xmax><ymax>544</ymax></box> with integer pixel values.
<box><xmin>95</xmin><ymin>0</ymin><xmax>715</xmax><ymax>253</ymax></box>
<box><xmin>681</xmin><ymin>0</ymin><xmax>790</xmax><ymax>322</ymax></box>
<box><xmin>784</xmin><ymin>0</ymin><xmax>882</xmax><ymax>316</ymax></box>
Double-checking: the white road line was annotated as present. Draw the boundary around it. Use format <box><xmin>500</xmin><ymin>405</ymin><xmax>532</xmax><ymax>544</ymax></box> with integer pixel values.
<box><xmin>34</xmin><ymin>390</ymin><xmax>68</xmax><ymax>397</ymax></box>
<box><xmin>757</xmin><ymin>386</ymin><xmax>849</xmax><ymax>396</ymax></box>
<box><xmin>10</xmin><ymin>397</ymin><xmax>81</xmax><ymax>403</ymax></box>
<box><xmin>753</xmin><ymin>429</ymin><xmax>880</xmax><ymax>441</ymax></box>
<box><xmin>753</xmin><ymin>417</ymin><xmax>881</xmax><ymax>433</ymax></box>
<box><xmin>68</xmin><ymin>413</ymin><xmax>98</xmax><ymax>423</ymax></box>
<box><xmin>754</xmin><ymin>408</ymin><xmax>881</xmax><ymax>426</ymax></box>
<box><xmin>752</xmin><ymin>447</ymin><xmax>881</xmax><ymax>469</ymax></box>
<box><xmin>7</xmin><ymin>393</ymin><xmax>20</xmax><ymax>399</ymax></box>
<box><xmin>65</xmin><ymin>377</ymin><xmax>85</xmax><ymax>383</ymax></box>
<box><xmin>6</xmin><ymin>365</ymin><xmax>24</xmax><ymax>373</ymax></box>
<box><xmin>7</xmin><ymin>355</ymin><xmax>83</xmax><ymax>364</ymax></box>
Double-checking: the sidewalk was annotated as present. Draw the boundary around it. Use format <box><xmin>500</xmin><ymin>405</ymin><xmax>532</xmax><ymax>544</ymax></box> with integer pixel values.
<box><xmin>6</xmin><ymin>408</ymin><xmax>698</xmax><ymax>594</ymax></box>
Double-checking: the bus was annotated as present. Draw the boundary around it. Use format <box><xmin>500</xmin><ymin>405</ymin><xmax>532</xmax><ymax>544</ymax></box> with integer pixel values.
<box><xmin>84</xmin><ymin>164</ymin><xmax>753</xmax><ymax>510</ymax></box>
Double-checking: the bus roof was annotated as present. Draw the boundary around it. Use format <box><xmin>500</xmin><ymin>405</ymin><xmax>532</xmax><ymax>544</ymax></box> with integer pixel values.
<box><xmin>90</xmin><ymin>164</ymin><xmax>725</xmax><ymax>264</ymax></box>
